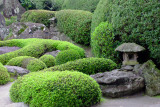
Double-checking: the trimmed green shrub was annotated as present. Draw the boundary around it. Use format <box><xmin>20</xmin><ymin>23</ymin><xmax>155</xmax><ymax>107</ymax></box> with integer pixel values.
<box><xmin>0</xmin><ymin>38</ymin><xmax>85</xmax><ymax>65</ymax></box>
<box><xmin>91</xmin><ymin>21</ymin><xmax>119</xmax><ymax>62</ymax></box>
<box><xmin>7</xmin><ymin>56</ymin><xmax>47</xmax><ymax>72</ymax></box>
<box><xmin>39</xmin><ymin>55</ymin><xmax>55</xmax><ymax>67</ymax></box>
<box><xmin>10</xmin><ymin>71</ymin><xmax>101</xmax><ymax>107</ymax></box>
<box><xmin>91</xmin><ymin>0</ymin><xmax>160</xmax><ymax>66</ymax></box>
<box><xmin>44</xmin><ymin>57</ymin><xmax>117</xmax><ymax>75</ymax></box>
<box><xmin>62</xmin><ymin>0</ymin><xmax>100</xmax><ymax>12</ymax></box>
<box><xmin>20</xmin><ymin>10</ymin><xmax>56</xmax><ymax>27</ymax></box>
<box><xmin>55</xmin><ymin>49</ymin><xmax>81</xmax><ymax>65</ymax></box>
<box><xmin>0</xmin><ymin>62</ymin><xmax>10</xmax><ymax>85</ymax></box>
<box><xmin>55</xmin><ymin>10</ymin><xmax>92</xmax><ymax>45</ymax></box>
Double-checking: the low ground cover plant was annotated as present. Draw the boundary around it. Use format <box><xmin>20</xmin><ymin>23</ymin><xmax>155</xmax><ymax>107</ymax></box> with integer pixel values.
<box><xmin>0</xmin><ymin>62</ymin><xmax>10</xmax><ymax>85</ymax></box>
<box><xmin>10</xmin><ymin>71</ymin><xmax>101</xmax><ymax>107</ymax></box>
<box><xmin>43</xmin><ymin>57</ymin><xmax>117</xmax><ymax>75</ymax></box>
<box><xmin>0</xmin><ymin>38</ymin><xmax>85</xmax><ymax>65</ymax></box>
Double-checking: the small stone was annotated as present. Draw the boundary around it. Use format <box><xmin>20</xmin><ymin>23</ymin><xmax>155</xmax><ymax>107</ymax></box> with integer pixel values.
<box><xmin>121</xmin><ymin>65</ymin><xmax>134</xmax><ymax>71</ymax></box>
<box><xmin>45</xmin><ymin>50</ymin><xmax>61</xmax><ymax>57</ymax></box>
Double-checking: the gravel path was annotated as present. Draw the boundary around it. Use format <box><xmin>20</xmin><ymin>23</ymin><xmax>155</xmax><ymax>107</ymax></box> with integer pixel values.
<box><xmin>0</xmin><ymin>82</ymin><xmax>160</xmax><ymax>107</ymax></box>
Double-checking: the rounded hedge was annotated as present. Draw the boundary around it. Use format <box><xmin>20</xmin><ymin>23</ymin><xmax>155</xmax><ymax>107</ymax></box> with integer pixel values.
<box><xmin>39</xmin><ymin>55</ymin><xmax>55</xmax><ymax>67</ymax></box>
<box><xmin>0</xmin><ymin>38</ymin><xmax>85</xmax><ymax>65</ymax></box>
<box><xmin>0</xmin><ymin>62</ymin><xmax>10</xmax><ymax>85</ymax></box>
<box><xmin>91</xmin><ymin>0</ymin><xmax>160</xmax><ymax>66</ymax></box>
<box><xmin>91</xmin><ymin>21</ymin><xmax>119</xmax><ymax>62</ymax></box>
<box><xmin>21</xmin><ymin>10</ymin><xmax>56</xmax><ymax>27</ymax></box>
<box><xmin>7</xmin><ymin>56</ymin><xmax>47</xmax><ymax>72</ymax></box>
<box><xmin>10</xmin><ymin>71</ymin><xmax>101</xmax><ymax>107</ymax></box>
<box><xmin>55</xmin><ymin>10</ymin><xmax>92</xmax><ymax>45</ymax></box>
<box><xmin>44</xmin><ymin>57</ymin><xmax>117</xmax><ymax>75</ymax></box>
<box><xmin>55</xmin><ymin>49</ymin><xmax>81</xmax><ymax>65</ymax></box>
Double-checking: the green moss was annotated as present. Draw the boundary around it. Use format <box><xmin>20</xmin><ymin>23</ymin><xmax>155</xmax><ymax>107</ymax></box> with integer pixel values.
<box><xmin>43</xmin><ymin>57</ymin><xmax>117</xmax><ymax>75</ymax></box>
<box><xmin>5</xmin><ymin>16</ymin><xmax>17</xmax><ymax>26</ymax></box>
<box><xmin>39</xmin><ymin>55</ymin><xmax>55</xmax><ymax>67</ymax></box>
<box><xmin>21</xmin><ymin>10</ymin><xmax>56</xmax><ymax>27</ymax></box>
<box><xmin>0</xmin><ymin>38</ymin><xmax>85</xmax><ymax>65</ymax></box>
<box><xmin>10</xmin><ymin>71</ymin><xmax>101</xmax><ymax>107</ymax></box>
<box><xmin>55</xmin><ymin>49</ymin><xmax>81</xmax><ymax>65</ymax></box>
<box><xmin>0</xmin><ymin>62</ymin><xmax>10</xmax><ymax>85</ymax></box>
<box><xmin>55</xmin><ymin>10</ymin><xmax>92</xmax><ymax>45</ymax></box>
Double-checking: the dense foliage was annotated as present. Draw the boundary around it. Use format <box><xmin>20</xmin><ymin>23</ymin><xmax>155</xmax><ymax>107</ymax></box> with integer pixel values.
<box><xmin>55</xmin><ymin>49</ymin><xmax>81</xmax><ymax>65</ymax></box>
<box><xmin>91</xmin><ymin>0</ymin><xmax>160</xmax><ymax>66</ymax></box>
<box><xmin>7</xmin><ymin>56</ymin><xmax>47</xmax><ymax>72</ymax></box>
<box><xmin>62</xmin><ymin>0</ymin><xmax>100</xmax><ymax>12</ymax></box>
<box><xmin>91</xmin><ymin>22</ymin><xmax>119</xmax><ymax>62</ymax></box>
<box><xmin>55</xmin><ymin>10</ymin><xmax>92</xmax><ymax>45</ymax></box>
<box><xmin>10</xmin><ymin>71</ymin><xmax>101</xmax><ymax>107</ymax></box>
<box><xmin>43</xmin><ymin>57</ymin><xmax>117</xmax><ymax>75</ymax></box>
<box><xmin>19</xmin><ymin>0</ymin><xmax>36</xmax><ymax>10</ymax></box>
<box><xmin>0</xmin><ymin>38</ymin><xmax>85</xmax><ymax>65</ymax></box>
<box><xmin>0</xmin><ymin>62</ymin><xmax>10</xmax><ymax>85</ymax></box>
<box><xmin>21</xmin><ymin>10</ymin><xmax>56</xmax><ymax>27</ymax></box>
<box><xmin>39</xmin><ymin>55</ymin><xmax>55</xmax><ymax>67</ymax></box>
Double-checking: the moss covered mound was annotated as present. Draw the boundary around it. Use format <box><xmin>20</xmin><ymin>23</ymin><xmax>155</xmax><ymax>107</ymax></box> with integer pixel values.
<box><xmin>7</xmin><ymin>56</ymin><xmax>47</xmax><ymax>72</ymax></box>
<box><xmin>0</xmin><ymin>38</ymin><xmax>85</xmax><ymax>65</ymax></box>
<box><xmin>55</xmin><ymin>49</ymin><xmax>81</xmax><ymax>65</ymax></box>
<box><xmin>55</xmin><ymin>10</ymin><xmax>92</xmax><ymax>45</ymax></box>
<box><xmin>39</xmin><ymin>55</ymin><xmax>55</xmax><ymax>67</ymax></box>
<box><xmin>10</xmin><ymin>71</ymin><xmax>101</xmax><ymax>107</ymax></box>
<box><xmin>91</xmin><ymin>0</ymin><xmax>160</xmax><ymax>66</ymax></box>
<box><xmin>0</xmin><ymin>62</ymin><xmax>10</xmax><ymax>85</ymax></box>
<box><xmin>44</xmin><ymin>57</ymin><xmax>117</xmax><ymax>75</ymax></box>
<box><xmin>21</xmin><ymin>10</ymin><xmax>56</xmax><ymax>27</ymax></box>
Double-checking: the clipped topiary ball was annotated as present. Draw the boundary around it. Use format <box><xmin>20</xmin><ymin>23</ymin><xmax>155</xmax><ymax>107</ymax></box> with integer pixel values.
<box><xmin>39</xmin><ymin>55</ymin><xmax>56</xmax><ymax>67</ymax></box>
<box><xmin>55</xmin><ymin>49</ymin><xmax>81</xmax><ymax>65</ymax></box>
<box><xmin>0</xmin><ymin>62</ymin><xmax>10</xmax><ymax>85</ymax></box>
<box><xmin>27</xmin><ymin>59</ymin><xmax>47</xmax><ymax>72</ymax></box>
<box><xmin>10</xmin><ymin>71</ymin><xmax>101</xmax><ymax>107</ymax></box>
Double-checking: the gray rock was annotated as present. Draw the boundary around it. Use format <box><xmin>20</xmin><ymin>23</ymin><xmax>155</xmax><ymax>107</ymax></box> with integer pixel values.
<box><xmin>51</xmin><ymin>36</ymin><xmax>60</xmax><ymax>40</ymax></box>
<box><xmin>91</xmin><ymin>69</ymin><xmax>144</xmax><ymax>98</ymax></box>
<box><xmin>134</xmin><ymin>60</ymin><xmax>160</xmax><ymax>96</ymax></box>
<box><xmin>121</xmin><ymin>65</ymin><xmax>134</xmax><ymax>71</ymax></box>
<box><xmin>45</xmin><ymin>50</ymin><xmax>61</xmax><ymax>57</ymax></box>
<box><xmin>3</xmin><ymin>0</ymin><xmax>25</xmax><ymax>20</ymax></box>
<box><xmin>0</xmin><ymin>46</ymin><xmax>20</xmax><ymax>55</ymax></box>
<box><xmin>5</xmin><ymin>22</ymin><xmax>53</xmax><ymax>40</ymax></box>
<box><xmin>4</xmin><ymin>65</ymin><xmax>30</xmax><ymax>76</ymax></box>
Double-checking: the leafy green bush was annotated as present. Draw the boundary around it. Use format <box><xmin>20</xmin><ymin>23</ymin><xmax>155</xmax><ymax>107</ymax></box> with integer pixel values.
<box><xmin>62</xmin><ymin>0</ymin><xmax>100</xmax><ymax>12</ymax></box>
<box><xmin>52</xmin><ymin>0</ymin><xmax>65</xmax><ymax>10</ymax></box>
<box><xmin>55</xmin><ymin>10</ymin><xmax>92</xmax><ymax>45</ymax></box>
<box><xmin>7</xmin><ymin>56</ymin><xmax>47</xmax><ymax>72</ymax></box>
<box><xmin>0</xmin><ymin>38</ymin><xmax>85</xmax><ymax>65</ymax></box>
<box><xmin>44</xmin><ymin>57</ymin><xmax>117</xmax><ymax>75</ymax></box>
<box><xmin>55</xmin><ymin>49</ymin><xmax>81</xmax><ymax>65</ymax></box>
<box><xmin>21</xmin><ymin>10</ymin><xmax>56</xmax><ymax>27</ymax></box>
<box><xmin>91</xmin><ymin>22</ymin><xmax>119</xmax><ymax>62</ymax></box>
<box><xmin>0</xmin><ymin>62</ymin><xmax>10</xmax><ymax>85</ymax></box>
<box><xmin>91</xmin><ymin>0</ymin><xmax>160</xmax><ymax>66</ymax></box>
<box><xmin>10</xmin><ymin>71</ymin><xmax>101</xmax><ymax>107</ymax></box>
<box><xmin>39</xmin><ymin>55</ymin><xmax>55</xmax><ymax>67</ymax></box>
<box><xmin>19</xmin><ymin>0</ymin><xmax>36</xmax><ymax>10</ymax></box>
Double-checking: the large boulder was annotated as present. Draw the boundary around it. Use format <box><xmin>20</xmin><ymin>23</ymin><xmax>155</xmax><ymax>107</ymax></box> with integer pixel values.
<box><xmin>0</xmin><ymin>46</ymin><xmax>20</xmax><ymax>55</ymax></box>
<box><xmin>3</xmin><ymin>0</ymin><xmax>25</xmax><ymax>20</ymax></box>
<box><xmin>133</xmin><ymin>60</ymin><xmax>160</xmax><ymax>96</ymax></box>
<box><xmin>91</xmin><ymin>70</ymin><xmax>144</xmax><ymax>98</ymax></box>
<box><xmin>0</xmin><ymin>13</ymin><xmax>9</xmax><ymax>40</ymax></box>
<box><xmin>4</xmin><ymin>65</ymin><xmax>30</xmax><ymax>76</ymax></box>
<box><xmin>5</xmin><ymin>22</ymin><xmax>53</xmax><ymax>40</ymax></box>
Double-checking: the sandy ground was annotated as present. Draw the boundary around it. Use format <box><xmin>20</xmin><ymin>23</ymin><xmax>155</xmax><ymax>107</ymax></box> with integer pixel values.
<box><xmin>0</xmin><ymin>82</ymin><xmax>160</xmax><ymax>107</ymax></box>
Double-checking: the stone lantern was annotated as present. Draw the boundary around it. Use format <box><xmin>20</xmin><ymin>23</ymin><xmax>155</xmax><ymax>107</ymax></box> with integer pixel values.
<box><xmin>115</xmin><ymin>43</ymin><xmax>145</xmax><ymax>65</ymax></box>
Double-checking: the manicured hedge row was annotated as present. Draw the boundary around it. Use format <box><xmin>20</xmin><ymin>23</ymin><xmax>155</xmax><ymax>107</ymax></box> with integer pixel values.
<box><xmin>55</xmin><ymin>10</ymin><xmax>92</xmax><ymax>45</ymax></box>
<box><xmin>10</xmin><ymin>71</ymin><xmax>101</xmax><ymax>107</ymax></box>
<box><xmin>7</xmin><ymin>56</ymin><xmax>47</xmax><ymax>72</ymax></box>
<box><xmin>0</xmin><ymin>38</ymin><xmax>85</xmax><ymax>65</ymax></box>
<box><xmin>0</xmin><ymin>62</ymin><xmax>10</xmax><ymax>85</ymax></box>
<box><xmin>43</xmin><ymin>57</ymin><xmax>117</xmax><ymax>75</ymax></box>
<box><xmin>91</xmin><ymin>0</ymin><xmax>160</xmax><ymax>66</ymax></box>
<box><xmin>21</xmin><ymin>10</ymin><xmax>56</xmax><ymax>27</ymax></box>
<box><xmin>39</xmin><ymin>55</ymin><xmax>55</xmax><ymax>67</ymax></box>
<box><xmin>62</xmin><ymin>0</ymin><xmax>100</xmax><ymax>12</ymax></box>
